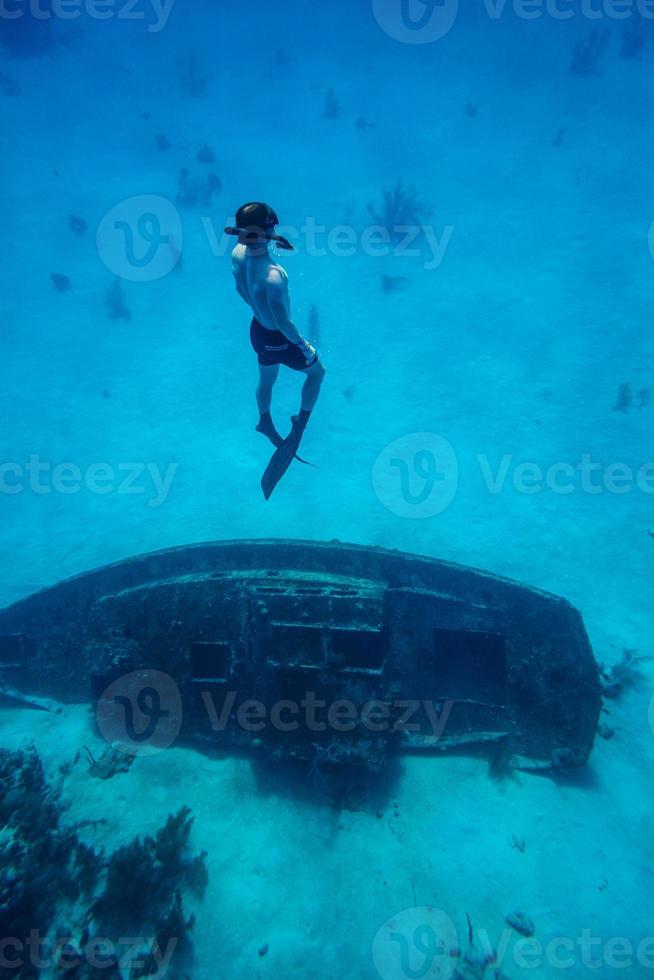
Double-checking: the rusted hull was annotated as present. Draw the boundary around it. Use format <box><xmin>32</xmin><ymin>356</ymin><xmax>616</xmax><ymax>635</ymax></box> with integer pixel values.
<box><xmin>0</xmin><ymin>540</ymin><xmax>601</xmax><ymax>770</ymax></box>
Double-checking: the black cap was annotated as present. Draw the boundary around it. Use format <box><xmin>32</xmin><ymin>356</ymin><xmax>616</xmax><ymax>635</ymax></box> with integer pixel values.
<box><xmin>225</xmin><ymin>202</ymin><xmax>293</xmax><ymax>251</ymax></box>
<box><xmin>235</xmin><ymin>202</ymin><xmax>279</xmax><ymax>235</ymax></box>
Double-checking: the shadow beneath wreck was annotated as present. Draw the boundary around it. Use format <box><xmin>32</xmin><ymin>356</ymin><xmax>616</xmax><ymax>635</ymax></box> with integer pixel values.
<box><xmin>248</xmin><ymin>752</ymin><xmax>404</xmax><ymax>814</ymax></box>
<box><xmin>173</xmin><ymin>733</ymin><xmax>403</xmax><ymax>812</ymax></box>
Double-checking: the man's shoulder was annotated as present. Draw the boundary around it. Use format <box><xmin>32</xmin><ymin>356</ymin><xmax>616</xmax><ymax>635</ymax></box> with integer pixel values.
<box><xmin>266</xmin><ymin>263</ymin><xmax>288</xmax><ymax>287</ymax></box>
<box><xmin>231</xmin><ymin>244</ymin><xmax>247</xmax><ymax>264</ymax></box>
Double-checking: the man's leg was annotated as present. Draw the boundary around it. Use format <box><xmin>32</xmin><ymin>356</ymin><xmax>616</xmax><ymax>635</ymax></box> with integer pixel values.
<box><xmin>257</xmin><ymin>363</ymin><xmax>279</xmax><ymax>415</ymax></box>
<box><xmin>288</xmin><ymin>359</ymin><xmax>326</xmax><ymax>440</ymax></box>
<box><xmin>256</xmin><ymin>364</ymin><xmax>285</xmax><ymax>446</ymax></box>
<box><xmin>300</xmin><ymin>359</ymin><xmax>326</xmax><ymax>413</ymax></box>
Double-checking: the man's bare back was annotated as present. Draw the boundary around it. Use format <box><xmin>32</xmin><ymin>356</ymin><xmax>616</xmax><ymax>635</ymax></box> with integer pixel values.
<box><xmin>231</xmin><ymin>243</ymin><xmax>295</xmax><ymax>336</ymax></box>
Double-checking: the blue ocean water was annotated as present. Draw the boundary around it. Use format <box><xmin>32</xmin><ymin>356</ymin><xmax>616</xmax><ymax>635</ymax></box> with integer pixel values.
<box><xmin>1</xmin><ymin>1</ymin><xmax>654</xmax><ymax>977</ymax></box>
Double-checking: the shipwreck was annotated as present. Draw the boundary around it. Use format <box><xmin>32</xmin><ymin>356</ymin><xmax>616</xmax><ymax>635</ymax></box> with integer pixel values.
<box><xmin>0</xmin><ymin>540</ymin><xmax>601</xmax><ymax>771</ymax></box>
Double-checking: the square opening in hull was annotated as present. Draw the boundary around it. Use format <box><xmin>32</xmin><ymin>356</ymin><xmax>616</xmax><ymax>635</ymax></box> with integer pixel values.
<box><xmin>433</xmin><ymin>629</ymin><xmax>507</xmax><ymax>705</ymax></box>
<box><xmin>269</xmin><ymin>624</ymin><xmax>325</xmax><ymax>668</ymax></box>
<box><xmin>0</xmin><ymin>635</ymin><xmax>23</xmax><ymax>667</ymax></box>
<box><xmin>190</xmin><ymin>641</ymin><xmax>230</xmax><ymax>681</ymax></box>
<box><xmin>332</xmin><ymin>628</ymin><xmax>386</xmax><ymax>671</ymax></box>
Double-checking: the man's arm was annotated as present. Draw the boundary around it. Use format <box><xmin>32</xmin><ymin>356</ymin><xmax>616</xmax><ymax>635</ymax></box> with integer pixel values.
<box><xmin>234</xmin><ymin>281</ymin><xmax>249</xmax><ymax>304</ymax></box>
<box><xmin>266</xmin><ymin>271</ymin><xmax>304</xmax><ymax>345</ymax></box>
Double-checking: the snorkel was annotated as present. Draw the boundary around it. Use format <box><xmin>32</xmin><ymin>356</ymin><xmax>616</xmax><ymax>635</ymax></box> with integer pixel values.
<box><xmin>225</xmin><ymin>202</ymin><xmax>294</xmax><ymax>251</ymax></box>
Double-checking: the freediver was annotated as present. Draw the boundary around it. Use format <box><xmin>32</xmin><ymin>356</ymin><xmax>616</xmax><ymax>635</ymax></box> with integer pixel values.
<box><xmin>226</xmin><ymin>202</ymin><xmax>326</xmax><ymax>498</ymax></box>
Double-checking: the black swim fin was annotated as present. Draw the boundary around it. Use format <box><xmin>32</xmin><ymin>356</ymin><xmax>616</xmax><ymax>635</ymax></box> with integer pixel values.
<box><xmin>261</xmin><ymin>416</ymin><xmax>308</xmax><ymax>500</ymax></box>
<box><xmin>256</xmin><ymin>414</ymin><xmax>317</xmax><ymax>469</ymax></box>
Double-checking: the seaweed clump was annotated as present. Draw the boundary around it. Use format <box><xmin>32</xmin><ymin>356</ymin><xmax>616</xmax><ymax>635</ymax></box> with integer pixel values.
<box><xmin>382</xmin><ymin>274</ymin><xmax>409</xmax><ymax>294</ymax></box>
<box><xmin>613</xmin><ymin>382</ymin><xmax>633</xmax><ymax>412</ymax></box>
<box><xmin>0</xmin><ymin>748</ymin><xmax>208</xmax><ymax>977</ymax></box>
<box><xmin>367</xmin><ymin>179</ymin><xmax>430</xmax><ymax>242</ymax></box>
<box><xmin>197</xmin><ymin>144</ymin><xmax>216</xmax><ymax>164</ymax></box>
<box><xmin>82</xmin><ymin>745</ymin><xmax>133</xmax><ymax>781</ymax></box>
<box><xmin>68</xmin><ymin>214</ymin><xmax>88</xmax><ymax>235</ymax></box>
<box><xmin>106</xmin><ymin>279</ymin><xmax>131</xmax><ymax>322</ymax></box>
<box><xmin>622</xmin><ymin>17</ymin><xmax>650</xmax><ymax>59</ymax></box>
<box><xmin>177</xmin><ymin>52</ymin><xmax>213</xmax><ymax>98</ymax></box>
<box><xmin>50</xmin><ymin>273</ymin><xmax>72</xmax><ymax>293</ymax></box>
<box><xmin>570</xmin><ymin>29</ymin><xmax>610</xmax><ymax>75</ymax></box>
<box><xmin>0</xmin><ymin>746</ymin><xmax>102</xmax><ymax>962</ymax></box>
<box><xmin>86</xmin><ymin>807</ymin><xmax>208</xmax><ymax>974</ymax></box>
<box><xmin>322</xmin><ymin>89</ymin><xmax>342</xmax><ymax>119</ymax></box>
<box><xmin>176</xmin><ymin>168</ymin><xmax>222</xmax><ymax>208</ymax></box>
<box><xmin>89</xmin><ymin>807</ymin><xmax>207</xmax><ymax>929</ymax></box>
<box><xmin>600</xmin><ymin>648</ymin><xmax>652</xmax><ymax>699</ymax></box>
